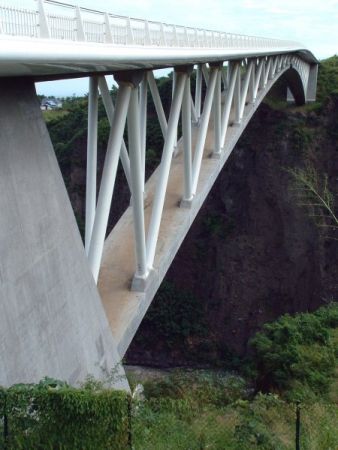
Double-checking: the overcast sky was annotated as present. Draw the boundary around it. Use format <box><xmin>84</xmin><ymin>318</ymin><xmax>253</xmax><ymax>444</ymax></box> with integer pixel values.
<box><xmin>9</xmin><ymin>0</ymin><xmax>338</xmax><ymax>96</ymax></box>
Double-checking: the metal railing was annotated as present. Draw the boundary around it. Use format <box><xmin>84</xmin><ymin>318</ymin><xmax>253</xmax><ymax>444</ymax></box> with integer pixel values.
<box><xmin>0</xmin><ymin>0</ymin><xmax>301</xmax><ymax>50</ymax></box>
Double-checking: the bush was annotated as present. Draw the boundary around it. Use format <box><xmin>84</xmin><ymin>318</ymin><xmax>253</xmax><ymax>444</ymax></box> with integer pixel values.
<box><xmin>0</xmin><ymin>379</ymin><xmax>130</xmax><ymax>449</ymax></box>
<box><xmin>249</xmin><ymin>303</ymin><xmax>338</xmax><ymax>399</ymax></box>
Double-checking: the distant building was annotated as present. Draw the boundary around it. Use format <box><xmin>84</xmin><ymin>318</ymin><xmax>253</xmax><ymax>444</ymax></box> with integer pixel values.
<box><xmin>40</xmin><ymin>97</ymin><xmax>63</xmax><ymax>110</ymax></box>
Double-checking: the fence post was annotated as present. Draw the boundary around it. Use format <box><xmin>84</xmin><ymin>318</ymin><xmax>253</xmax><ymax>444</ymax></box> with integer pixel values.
<box><xmin>295</xmin><ymin>402</ymin><xmax>301</xmax><ymax>450</ymax></box>
<box><xmin>37</xmin><ymin>0</ymin><xmax>50</xmax><ymax>38</ymax></box>
<box><xmin>127</xmin><ymin>396</ymin><xmax>132</xmax><ymax>449</ymax></box>
<box><xmin>3</xmin><ymin>392</ymin><xmax>8</xmax><ymax>450</ymax></box>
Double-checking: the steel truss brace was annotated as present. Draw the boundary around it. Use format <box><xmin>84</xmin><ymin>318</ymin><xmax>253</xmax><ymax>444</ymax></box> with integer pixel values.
<box><xmin>82</xmin><ymin>52</ymin><xmax>308</xmax><ymax>289</ymax></box>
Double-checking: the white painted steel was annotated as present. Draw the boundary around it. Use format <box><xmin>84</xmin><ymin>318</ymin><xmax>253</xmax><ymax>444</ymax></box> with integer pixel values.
<box><xmin>239</xmin><ymin>61</ymin><xmax>253</xmax><ymax>119</ymax></box>
<box><xmin>85</xmin><ymin>76</ymin><xmax>98</xmax><ymax>253</ymax></box>
<box><xmin>182</xmin><ymin>75</ymin><xmax>193</xmax><ymax>203</ymax></box>
<box><xmin>191</xmin><ymin>66</ymin><xmax>218</xmax><ymax>195</ymax></box>
<box><xmin>195</xmin><ymin>64</ymin><xmax>202</xmax><ymax>119</ymax></box>
<box><xmin>139</xmin><ymin>73</ymin><xmax>148</xmax><ymax>186</ymax></box>
<box><xmin>146</xmin><ymin>71</ymin><xmax>187</xmax><ymax>269</ymax></box>
<box><xmin>88</xmin><ymin>82</ymin><xmax>131</xmax><ymax>282</ymax></box>
<box><xmin>147</xmin><ymin>71</ymin><xmax>168</xmax><ymax>138</ymax></box>
<box><xmin>220</xmin><ymin>62</ymin><xmax>239</xmax><ymax>148</ymax></box>
<box><xmin>97</xmin><ymin>76</ymin><xmax>131</xmax><ymax>190</ymax></box>
<box><xmin>213</xmin><ymin>67</ymin><xmax>222</xmax><ymax>156</ymax></box>
<box><xmin>128</xmin><ymin>87</ymin><xmax>148</xmax><ymax>279</ymax></box>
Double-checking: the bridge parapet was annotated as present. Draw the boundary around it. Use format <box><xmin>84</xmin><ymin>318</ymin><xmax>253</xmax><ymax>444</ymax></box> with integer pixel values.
<box><xmin>0</xmin><ymin>0</ymin><xmax>301</xmax><ymax>50</ymax></box>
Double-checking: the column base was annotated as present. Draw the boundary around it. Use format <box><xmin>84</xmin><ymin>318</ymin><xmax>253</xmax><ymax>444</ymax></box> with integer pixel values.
<box><xmin>210</xmin><ymin>151</ymin><xmax>222</xmax><ymax>160</ymax></box>
<box><xmin>180</xmin><ymin>197</ymin><xmax>193</xmax><ymax>209</ymax></box>
<box><xmin>131</xmin><ymin>269</ymin><xmax>154</xmax><ymax>292</ymax></box>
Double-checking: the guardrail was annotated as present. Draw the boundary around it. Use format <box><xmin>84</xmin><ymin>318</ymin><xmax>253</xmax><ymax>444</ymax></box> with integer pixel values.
<box><xmin>0</xmin><ymin>0</ymin><xmax>300</xmax><ymax>50</ymax></box>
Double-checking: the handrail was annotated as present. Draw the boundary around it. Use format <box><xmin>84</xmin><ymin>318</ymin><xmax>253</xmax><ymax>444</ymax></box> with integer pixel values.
<box><xmin>0</xmin><ymin>0</ymin><xmax>302</xmax><ymax>50</ymax></box>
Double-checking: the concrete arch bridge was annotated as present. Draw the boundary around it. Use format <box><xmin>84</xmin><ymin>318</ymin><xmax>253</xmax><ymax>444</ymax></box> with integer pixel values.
<box><xmin>0</xmin><ymin>0</ymin><xmax>318</xmax><ymax>389</ymax></box>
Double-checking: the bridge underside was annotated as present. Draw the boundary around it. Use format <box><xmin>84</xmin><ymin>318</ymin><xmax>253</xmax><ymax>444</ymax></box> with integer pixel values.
<box><xmin>98</xmin><ymin>62</ymin><xmax>311</xmax><ymax>357</ymax></box>
<box><xmin>0</xmin><ymin>46</ymin><xmax>317</xmax><ymax>388</ymax></box>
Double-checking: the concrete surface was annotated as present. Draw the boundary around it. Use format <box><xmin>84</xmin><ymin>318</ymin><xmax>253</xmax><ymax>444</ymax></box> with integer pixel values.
<box><xmin>0</xmin><ymin>78</ymin><xmax>128</xmax><ymax>390</ymax></box>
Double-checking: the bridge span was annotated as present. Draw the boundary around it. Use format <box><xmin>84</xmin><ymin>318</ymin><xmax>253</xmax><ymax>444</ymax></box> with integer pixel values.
<box><xmin>0</xmin><ymin>0</ymin><xmax>318</xmax><ymax>389</ymax></box>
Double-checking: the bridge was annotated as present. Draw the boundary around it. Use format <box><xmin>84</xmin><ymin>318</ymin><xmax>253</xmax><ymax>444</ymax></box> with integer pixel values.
<box><xmin>0</xmin><ymin>0</ymin><xmax>318</xmax><ymax>390</ymax></box>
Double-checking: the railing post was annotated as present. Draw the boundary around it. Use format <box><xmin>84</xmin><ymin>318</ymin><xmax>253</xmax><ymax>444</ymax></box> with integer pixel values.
<box><xmin>126</xmin><ymin>17</ymin><xmax>134</xmax><ymax>44</ymax></box>
<box><xmin>75</xmin><ymin>6</ymin><xmax>85</xmax><ymax>41</ymax></box>
<box><xmin>104</xmin><ymin>13</ymin><xmax>113</xmax><ymax>43</ymax></box>
<box><xmin>145</xmin><ymin>21</ymin><xmax>151</xmax><ymax>45</ymax></box>
<box><xmin>160</xmin><ymin>23</ymin><xmax>166</xmax><ymax>46</ymax></box>
<box><xmin>38</xmin><ymin>0</ymin><xmax>50</xmax><ymax>38</ymax></box>
<box><xmin>85</xmin><ymin>76</ymin><xmax>99</xmax><ymax>254</ymax></box>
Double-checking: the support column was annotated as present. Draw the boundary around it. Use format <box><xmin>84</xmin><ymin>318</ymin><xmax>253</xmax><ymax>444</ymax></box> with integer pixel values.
<box><xmin>128</xmin><ymin>81</ymin><xmax>148</xmax><ymax>290</ymax></box>
<box><xmin>233</xmin><ymin>61</ymin><xmax>242</xmax><ymax>125</ymax></box>
<box><xmin>146</xmin><ymin>69</ymin><xmax>187</xmax><ymax>270</ymax></box>
<box><xmin>220</xmin><ymin>62</ymin><xmax>239</xmax><ymax>148</ymax></box>
<box><xmin>139</xmin><ymin>73</ymin><xmax>148</xmax><ymax>186</ymax></box>
<box><xmin>181</xmin><ymin>67</ymin><xmax>194</xmax><ymax>207</ymax></box>
<box><xmin>212</xmin><ymin>63</ymin><xmax>222</xmax><ymax>158</ymax></box>
<box><xmin>88</xmin><ymin>77</ymin><xmax>134</xmax><ymax>283</ymax></box>
<box><xmin>85</xmin><ymin>76</ymin><xmax>98</xmax><ymax>254</ymax></box>
<box><xmin>195</xmin><ymin>63</ymin><xmax>202</xmax><ymax>120</ymax></box>
<box><xmin>191</xmin><ymin>65</ymin><xmax>218</xmax><ymax>195</ymax></box>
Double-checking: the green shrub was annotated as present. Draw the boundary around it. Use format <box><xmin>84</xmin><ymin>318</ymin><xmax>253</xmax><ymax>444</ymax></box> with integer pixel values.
<box><xmin>0</xmin><ymin>379</ymin><xmax>130</xmax><ymax>450</ymax></box>
<box><xmin>249</xmin><ymin>303</ymin><xmax>338</xmax><ymax>399</ymax></box>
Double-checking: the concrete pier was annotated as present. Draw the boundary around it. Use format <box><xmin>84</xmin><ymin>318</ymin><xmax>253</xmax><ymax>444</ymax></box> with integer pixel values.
<box><xmin>0</xmin><ymin>79</ymin><xmax>127</xmax><ymax>389</ymax></box>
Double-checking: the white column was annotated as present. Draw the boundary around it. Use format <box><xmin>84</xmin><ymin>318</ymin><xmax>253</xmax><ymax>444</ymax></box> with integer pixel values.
<box><xmin>182</xmin><ymin>75</ymin><xmax>193</xmax><ymax>204</ymax></box>
<box><xmin>220</xmin><ymin>62</ymin><xmax>239</xmax><ymax>148</ymax></box>
<box><xmin>146</xmin><ymin>71</ymin><xmax>187</xmax><ymax>269</ymax></box>
<box><xmin>213</xmin><ymin>66</ymin><xmax>222</xmax><ymax>156</ymax></box>
<box><xmin>85</xmin><ymin>76</ymin><xmax>99</xmax><ymax>253</ymax></box>
<box><xmin>148</xmin><ymin>71</ymin><xmax>168</xmax><ymax>138</ymax></box>
<box><xmin>88</xmin><ymin>82</ymin><xmax>131</xmax><ymax>283</ymax></box>
<box><xmin>191</xmin><ymin>66</ymin><xmax>218</xmax><ymax>195</ymax></box>
<box><xmin>98</xmin><ymin>76</ymin><xmax>131</xmax><ymax>190</ymax></box>
<box><xmin>128</xmin><ymin>87</ymin><xmax>148</xmax><ymax>280</ymax></box>
<box><xmin>195</xmin><ymin>64</ymin><xmax>202</xmax><ymax>120</ymax></box>
<box><xmin>234</xmin><ymin>62</ymin><xmax>241</xmax><ymax>124</ymax></box>
<box><xmin>254</xmin><ymin>59</ymin><xmax>264</xmax><ymax>99</ymax></box>
<box><xmin>239</xmin><ymin>61</ymin><xmax>253</xmax><ymax>119</ymax></box>
<box><xmin>139</xmin><ymin>73</ymin><xmax>148</xmax><ymax>186</ymax></box>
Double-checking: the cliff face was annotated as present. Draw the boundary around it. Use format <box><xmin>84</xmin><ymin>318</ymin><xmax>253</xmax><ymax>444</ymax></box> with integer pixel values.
<box><xmin>126</xmin><ymin>94</ymin><xmax>338</xmax><ymax>367</ymax></box>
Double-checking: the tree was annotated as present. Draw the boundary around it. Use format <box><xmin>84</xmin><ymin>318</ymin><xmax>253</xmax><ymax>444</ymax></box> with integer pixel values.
<box><xmin>288</xmin><ymin>165</ymin><xmax>338</xmax><ymax>241</ymax></box>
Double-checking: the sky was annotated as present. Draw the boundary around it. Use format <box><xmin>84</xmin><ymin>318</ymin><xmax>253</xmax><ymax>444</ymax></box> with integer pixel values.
<box><xmin>7</xmin><ymin>0</ymin><xmax>338</xmax><ymax>96</ymax></box>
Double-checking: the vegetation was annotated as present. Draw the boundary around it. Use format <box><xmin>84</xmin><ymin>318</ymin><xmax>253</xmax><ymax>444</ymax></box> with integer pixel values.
<box><xmin>131</xmin><ymin>374</ymin><xmax>337</xmax><ymax>449</ymax></box>
<box><xmin>249</xmin><ymin>302</ymin><xmax>338</xmax><ymax>400</ymax></box>
<box><xmin>288</xmin><ymin>165</ymin><xmax>338</xmax><ymax>240</ymax></box>
<box><xmin>1</xmin><ymin>304</ymin><xmax>336</xmax><ymax>448</ymax></box>
<box><xmin>0</xmin><ymin>378</ymin><xmax>130</xmax><ymax>449</ymax></box>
